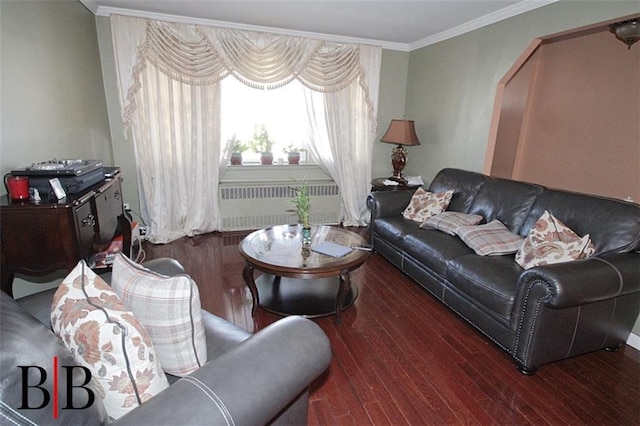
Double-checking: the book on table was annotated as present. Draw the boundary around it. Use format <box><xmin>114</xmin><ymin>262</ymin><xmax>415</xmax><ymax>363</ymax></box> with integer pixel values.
<box><xmin>311</xmin><ymin>242</ymin><xmax>353</xmax><ymax>258</ymax></box>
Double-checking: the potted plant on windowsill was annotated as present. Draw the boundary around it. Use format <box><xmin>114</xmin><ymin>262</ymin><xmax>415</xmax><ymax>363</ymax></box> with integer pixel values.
<box><xmin>249</xmin><ymin>124</ymin><xmax>275</xmax><ymax>165</ymax></box>
<box><xmin>284</xmin><ymin>144</ymin><xmax>304</xmax><ymax>165</ymax></box>
<box><xmin>229</xmin><ymin>135</ymin><xmax>248</xmax><ymax>165</ymax></box>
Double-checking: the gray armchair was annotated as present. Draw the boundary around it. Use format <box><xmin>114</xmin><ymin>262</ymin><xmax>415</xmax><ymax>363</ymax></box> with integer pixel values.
<box><xmin>1</xmin><ymin>258</ymin><xmax>331</xmax><ymax>425</ymax></box>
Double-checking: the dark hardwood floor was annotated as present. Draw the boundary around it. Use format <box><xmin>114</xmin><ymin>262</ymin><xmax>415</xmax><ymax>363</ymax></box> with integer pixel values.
<box><xmin>143</xmin><ymin>228</ymin><xmax>640</xmax><ymax>425</ymax></box>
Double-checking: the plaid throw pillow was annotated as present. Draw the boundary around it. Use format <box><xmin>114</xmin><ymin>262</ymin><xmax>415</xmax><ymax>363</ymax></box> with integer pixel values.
<box><xmin>402</xmin><ymin>188</ymin><xmax>454</xmax><ymax>222</ymax></box>
<box><xmin>421</xmin><ymin>211</ymin><xmax>483</xmax><ymax>235</ymax></box>
<box><xmin>111</xmin><ymin>254</ymin><xmax>207</xmax><ymax>376</ymax></box>
<box><xmin>515</xmin><ymin>210</ymin><xmax>595</xmax><ymax>269</ymax></box>
<box><xmin>456</xmin><ymin>220</ymin><xmax>525</xmax><ymax>256</ymax></box>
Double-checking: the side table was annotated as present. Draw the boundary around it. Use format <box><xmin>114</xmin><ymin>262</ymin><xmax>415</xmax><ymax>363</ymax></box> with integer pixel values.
<box><xmin>370</xmin><ymin>177</ymin><xmax>422</xmax><ymax>192</ymax></box>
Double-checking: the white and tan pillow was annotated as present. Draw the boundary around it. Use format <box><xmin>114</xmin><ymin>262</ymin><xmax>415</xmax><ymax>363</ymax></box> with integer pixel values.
<box><xmin>421</xmin><ymin>212</ymin><xmax>483</xmax><ymax>235</ymax></box>
<box><xmin>111</xmin><ymin>254</ymin><xmax>207</xmax><ymax>377</ymax></box>
<box><xmin>51</xmin><ymin>261</ymin><xmax>169</xmax><ymax>421</ymax></box>
<box><xmin>515</xmin><ymin>210</ymin><xmax>595</xmax><ymax>269</ymax></box>
<box><xmin>456</xmin><ymin>220</ymin><xmax>525</xmax><ymax>256</ymax></box>
<box><xmin>402</xmin><ymin>188</ymin><xmax>454</xmax><ymax>222</ymax></box>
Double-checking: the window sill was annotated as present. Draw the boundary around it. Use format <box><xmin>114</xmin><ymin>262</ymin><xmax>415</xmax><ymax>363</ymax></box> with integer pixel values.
<box><xmin>221</xmin><ymin>163</ymin><xmax>331</xmax><ymax>185</ymax></box>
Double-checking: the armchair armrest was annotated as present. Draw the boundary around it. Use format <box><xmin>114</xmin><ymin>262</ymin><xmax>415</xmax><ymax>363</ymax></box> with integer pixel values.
<box><xmin>367</xmin><ymin>190</ymin><xmax>415</xmax><ymax>219</ymax></box>
<box><xmin>516</xmin><ymin>252</ymin><xmax>640</xmax><ymax>309</ymax></box>
<box><xmin>113</xmin><ymin>316</ymin><xmax>331</xmax><ymax>426</ymax></box>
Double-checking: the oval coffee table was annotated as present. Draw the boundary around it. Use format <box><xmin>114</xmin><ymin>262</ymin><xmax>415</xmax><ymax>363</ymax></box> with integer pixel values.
<box><xmin>238</xmin><ymin>224</ymin><xmax>370</xmax><ymax>323</ymax></box>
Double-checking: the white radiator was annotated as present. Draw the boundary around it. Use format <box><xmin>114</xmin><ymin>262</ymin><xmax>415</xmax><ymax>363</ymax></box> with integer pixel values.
<box><xmin>219</xmin><ymin>182</ymin><xmax>341</xmax><ymax>231</ymax></box>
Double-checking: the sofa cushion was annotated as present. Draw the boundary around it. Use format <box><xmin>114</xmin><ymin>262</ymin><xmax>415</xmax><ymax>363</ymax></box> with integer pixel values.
<box><xmin>515</xmin><ymin>211</ymin><xmax>595</xmax><ymax>269</ymax></box>
<box><xmin>1</xmin><ymin>291</ymin><xmax>108</xmax><ymax>425</ymax></box>
<box><xmin>421</xmin><ymin>212</ymin><xmax>484</xmax><ymax>235</ymax></box>
<box><xmin>467</xmin><ymin>177</ymin><xmax>543</xmax><ymax>234</ymax></box>
<box><xmin>446</xmin><ymin>255</ymin><xmax>524</xmax><ymax>320</ymax></box>
<box><xmin>456</xmin><ymin>220</ymin><xmax>525</xmax><ymax>256</ymax></box>
<box><xmin>51</xmin><ymin>261</ymin><xmax>169</xmax><ymax>421</ymax></box>
<box><xmin>403</xmin><ymin>230</ymin><xmax>474</xmax><ymax>278</ymax></box>
<box><xmin>520</xmin><ymin>189</ymin><xmax>640</xmax><ymax>255</ymax></box>
<box><xmin>111</xmin><ymin>253</ymin><xmax>207</xmax><ymax>377</ymax></box>
<box><xmin>402</xmin><ymin>188</ymin><xmax>453</xmax><ymax>222</ymax></box>
<box><xmin>428</xmin><ymin>168</ymin><xmax>488</xmax><ymax>213</ymax></box>
<box><xmin>373</xmin><ymin>216</ymin><xmax>422</xmax><ymax>243</ymax></box>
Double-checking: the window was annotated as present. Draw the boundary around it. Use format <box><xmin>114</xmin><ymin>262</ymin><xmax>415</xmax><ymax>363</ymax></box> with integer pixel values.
<box><xmin>221</xmin><ymin>77</ymin><xmax>314</xmax><ymax>164</ymax></box>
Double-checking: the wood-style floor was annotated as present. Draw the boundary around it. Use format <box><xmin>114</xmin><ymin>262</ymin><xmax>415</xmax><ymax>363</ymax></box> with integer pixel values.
<box><xmin>143</xmin><ymin>227</ymin><xmax>640</xmax><ymax>425</ymax></box>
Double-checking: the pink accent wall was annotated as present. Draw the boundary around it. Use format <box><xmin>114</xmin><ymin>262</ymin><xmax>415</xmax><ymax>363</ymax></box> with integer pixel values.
<box><xmin>486</xmin><ymin>17</ymin><xmax>640</xmax><ymax>202</ymax></box>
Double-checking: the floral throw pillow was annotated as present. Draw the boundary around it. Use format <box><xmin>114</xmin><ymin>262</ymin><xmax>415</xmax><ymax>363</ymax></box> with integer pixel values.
<box><xmin>456</xmin><ymin>220</ymin><xmax>525</xmax><ymax>256</ymax></box>
<box><xmin>515</xmin><ymin>210</ymin><xmax>595</xmax><ymax>269</ymax></box>
<box><xmin>51</xmin><ymin>261</ymin><xmax>169</xmax><ymax>421</ymax></box>
<box><xmin>420</xmin><ymin>212</ymin><xmax>483</xmax><ymax>235</ymax></box>
<box><xmin>402</xmin><ymin>188</ymin><xmax>454</xmax><ymax>222</ymax></box>
<box><xmin>112</xmin><ymin>253</ymin><xmax>207</xmax><ymax>377</ymax></box>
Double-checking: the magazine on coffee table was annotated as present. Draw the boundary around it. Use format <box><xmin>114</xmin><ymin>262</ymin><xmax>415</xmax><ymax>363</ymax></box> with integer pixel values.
<box><xmin>311</xmin><ymin>241</ymin><xmax>353</xmax><ymax>258</ymax></box>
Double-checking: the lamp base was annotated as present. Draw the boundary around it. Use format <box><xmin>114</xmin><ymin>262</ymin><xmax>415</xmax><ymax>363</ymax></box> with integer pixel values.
<box><xmin>390</xmin><ymin>145</ymin><xmax>407</xmax><ymax>182</ymax></box>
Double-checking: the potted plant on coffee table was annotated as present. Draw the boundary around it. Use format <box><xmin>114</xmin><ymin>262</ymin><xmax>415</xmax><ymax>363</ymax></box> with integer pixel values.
<box><xmin>249</xmin><ymin>124</ymin><xmax>275</xmax><ymax>165</ymax></box>
<box><xmin>289</xmin><ymin>178</ymin><xmax>311</xmax><ymax>244</ymax></box>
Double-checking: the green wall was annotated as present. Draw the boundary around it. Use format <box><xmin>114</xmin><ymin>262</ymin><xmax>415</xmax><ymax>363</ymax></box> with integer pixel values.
<box><xmin>404</xmin><ymin>0</ymin><xmax>640</xmax><ymax>335</ymax></box>
<box><xmin>1</xmin><ymin>0</ymin><xmax>113</xmax><ymax>298</ymax></box>
<box><xmin>0</xmin><ymin>0</ymin><xmax>113</xmax><ymax>178</ymax></box>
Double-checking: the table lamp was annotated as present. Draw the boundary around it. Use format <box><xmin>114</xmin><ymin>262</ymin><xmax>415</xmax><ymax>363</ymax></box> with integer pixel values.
<box><xmin>380</xmin><ymin>119</ymin><xmax>421</xmax><ymax>183</ymax></box>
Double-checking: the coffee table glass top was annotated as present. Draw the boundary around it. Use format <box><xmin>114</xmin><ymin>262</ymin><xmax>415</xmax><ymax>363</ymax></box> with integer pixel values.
<box><xmin>239</xmin><ymin>224</ymin><xmax>368</xmax><ymax>270</ymax></box>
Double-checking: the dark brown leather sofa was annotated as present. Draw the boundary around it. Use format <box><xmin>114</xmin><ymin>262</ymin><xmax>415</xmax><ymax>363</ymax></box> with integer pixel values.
<box><xmin>368</xmin><ymin>168</ymin><xmax>640</xmax><ymax>373</ymax></box>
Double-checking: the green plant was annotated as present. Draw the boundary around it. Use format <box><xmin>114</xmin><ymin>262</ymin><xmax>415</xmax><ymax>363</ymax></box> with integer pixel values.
<box><xmin>249</xmin><ymin>124</ymin><xmax>274</xmax><ymax>154</ymax></box>
<box><xmin>283</xmin><ymin>144</ymin><xmax>304</xmax><ymax>153</ymax></box>
<box><xmin>289</xmin><ymin>178</ymin><xmax>311</xmax><ymax>228</ymax></box>
<box><xmin>228</xmin><ymin>134</ymin><xmax>248</xmax><ymax>153</ymax></box>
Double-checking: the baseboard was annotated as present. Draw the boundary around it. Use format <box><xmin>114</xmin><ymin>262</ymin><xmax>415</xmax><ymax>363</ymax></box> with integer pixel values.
<box><xmin>627</xmin><ymin>332</ymin><xmax>640</xmax><ymax>351</ymax></box>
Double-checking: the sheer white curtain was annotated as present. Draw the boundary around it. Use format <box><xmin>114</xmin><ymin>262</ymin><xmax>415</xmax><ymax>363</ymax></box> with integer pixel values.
<box><xmin>304</xmin><ymin>46</ymin><xmax>381</xmax><ymax>226</ymax></box>
<box><xmin>111</xmin><ymin>15</ymin><xmax>381</xmax><ymax>241</ymax></box>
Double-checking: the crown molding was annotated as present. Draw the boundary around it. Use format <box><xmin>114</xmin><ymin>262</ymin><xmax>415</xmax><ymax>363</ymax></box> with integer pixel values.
<box><xmin>86</xmin><ymin>4</ymin><xmax>411</xmax><ymax>51</ymax></box>
<box><xmin>81</xmin><ymin>0</ymin><xmax>558</xmax><ymax>52</ymax></box>
<box><xmin>409</xmin><ymin>0</ymin><xmax>559</xmax><ymax>51</ymax></box>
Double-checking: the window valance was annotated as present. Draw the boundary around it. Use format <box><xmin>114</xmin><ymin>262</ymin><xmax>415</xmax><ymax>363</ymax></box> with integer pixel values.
<box><xmin>112</xmin><ymin>15</ymin><xmax>373</xmax><ymax>134</ymax></box>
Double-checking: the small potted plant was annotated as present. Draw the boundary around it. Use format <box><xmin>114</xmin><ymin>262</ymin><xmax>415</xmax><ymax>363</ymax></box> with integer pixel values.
<box><xmin>229</xmin><ymin>135</ymin><xmax>248</xmax><ymax>165</ymax></box>
<box><xmin>249</xmin><ymin>124</ymin><xmax>275</xmax><ymax>165</ymax></box>
<box><xmin>289</xmin><ymin>178</ymin><xmax>311</xmax><ymax>244</ymax></box>
<box><xmin>284</xmin><ymin>144</ymin><xmax>304</xmax><ymax>165</ymax></box>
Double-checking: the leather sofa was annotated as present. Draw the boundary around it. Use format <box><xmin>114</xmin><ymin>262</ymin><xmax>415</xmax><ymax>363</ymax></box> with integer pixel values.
<box><xmin>1</xmin><ymin>258</ymin><xmax>331</xmax><ymax>425</ymax></box>
<box><xmin>368</xmin><ymin>168</ymin><xmax>640</xmax><ymax>373</ymax></box>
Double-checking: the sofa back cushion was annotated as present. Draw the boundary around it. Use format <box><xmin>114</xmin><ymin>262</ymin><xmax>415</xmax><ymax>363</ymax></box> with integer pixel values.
<box><xmin>428</xmin><ymin>168</ymin><xmax>487</xmax><ymax>213</ymax></box>
<box><xmin>467</xmin><ymin>177</ymin><xmax>543</xmax><ymax>234</ymax></box>
<box><xmin>521</xmin><ymin>190</ymin><xmax>640</xmax><ymax>255</ymax></box>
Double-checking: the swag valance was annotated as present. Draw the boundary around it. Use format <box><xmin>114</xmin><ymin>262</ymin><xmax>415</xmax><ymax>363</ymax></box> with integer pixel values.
<box><xmin>112</xmin><ymin>15</ymin><xmax>373</xmax><ymax>134</ymax></box>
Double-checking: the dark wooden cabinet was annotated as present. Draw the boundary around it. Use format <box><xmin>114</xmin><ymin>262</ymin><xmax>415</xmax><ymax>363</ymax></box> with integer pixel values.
<box><xmin>0</xmin><ymin>173</ymin><xmax>125</xmax><ymax>296</ymax></box>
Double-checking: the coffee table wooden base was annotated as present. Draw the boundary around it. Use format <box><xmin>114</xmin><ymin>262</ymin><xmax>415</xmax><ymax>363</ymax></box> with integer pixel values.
<box><xmin>254</xmin><ymin>274</ymin><xmax>358</xmax><ymax>320</ymax></box>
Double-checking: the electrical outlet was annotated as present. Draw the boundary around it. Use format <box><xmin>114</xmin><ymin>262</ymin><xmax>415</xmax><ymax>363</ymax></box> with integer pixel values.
<box><xmin>138</xmin><ymin>226</ymin><xmax>148</xmax><ymax>237</ymax></box>
<box><xmin>123</xmin><ymin>203</ymin><xmax>131</xmax><ymax>211</ymax></box>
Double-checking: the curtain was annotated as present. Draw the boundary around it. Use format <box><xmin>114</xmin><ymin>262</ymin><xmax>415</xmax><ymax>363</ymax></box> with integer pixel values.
<box><xmin>111</xmin><ymin>15</ymin><xmax>381</xmax><ymax>241</ymax></box>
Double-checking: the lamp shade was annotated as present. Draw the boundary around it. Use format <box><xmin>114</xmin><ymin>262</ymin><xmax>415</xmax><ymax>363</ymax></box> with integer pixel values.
<box><xmin>380</xmin><ymin>119</ymin><xmax>421</xmax><ymax>146</ymax></box>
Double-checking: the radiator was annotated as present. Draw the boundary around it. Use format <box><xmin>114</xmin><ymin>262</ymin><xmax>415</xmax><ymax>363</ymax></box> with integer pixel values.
<box><xmin>219</xmin><ymin>182</ymin><xmax>341</xmax><ymax>231</ymax></box>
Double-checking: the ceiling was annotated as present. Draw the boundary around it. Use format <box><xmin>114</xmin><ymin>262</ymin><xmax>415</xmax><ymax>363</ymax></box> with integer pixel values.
<box><xmin>80</xmin><ymin>0</ymin><xmax>558</xmax><ymax>51</ymax></box>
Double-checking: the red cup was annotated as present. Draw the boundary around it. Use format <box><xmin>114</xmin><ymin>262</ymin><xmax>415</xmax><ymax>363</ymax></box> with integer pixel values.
<box><xmin>4</xmin><ymin>175</ymin><xmax>30</xmax><ymax>201</ymax></box>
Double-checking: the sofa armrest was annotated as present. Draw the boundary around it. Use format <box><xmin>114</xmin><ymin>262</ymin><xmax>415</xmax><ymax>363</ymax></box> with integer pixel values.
<box><xmin>367</xmin><ymin>190</ymin><xmax>415</xmax><ymax>219</ymax></box>
<box><xmin>113</xmin><ymin>315</ymin><xmax>331</xmax><ymax>426</ymax></box>
<box><xmin>516</xmin><ymin>252</ymin><xmax>640</xmax><ymax>309</ymax></box>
